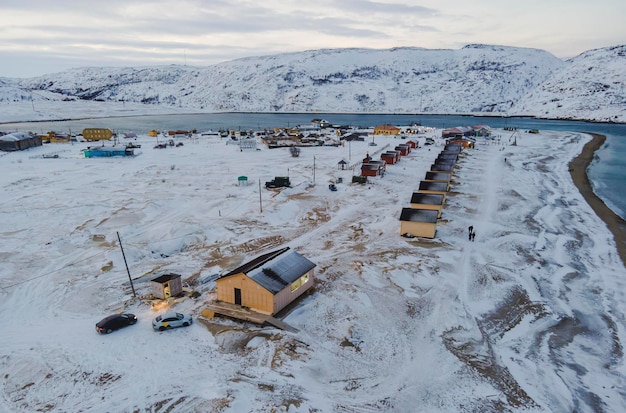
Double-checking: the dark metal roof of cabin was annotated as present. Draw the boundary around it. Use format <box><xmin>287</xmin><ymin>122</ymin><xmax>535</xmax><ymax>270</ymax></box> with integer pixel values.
<box><xmin>419</xmin><ymin>181</ymin><xmax>448</xmax><ymax>192</ymax></box>
<box><xmin>425</xmin><ymin>172</ymin><xmax>452</xmax><ymax>181</ymax></box>
<box><xmin>431</xmin><ymin>163</ymin><xmax>454</xmax><ymax>171</ymax></box>
<box><xmin>151</xmin><ymin>273</ymin><xmax>182</xmax><ymax>283</ymax></box>
<box><xmin>437</xmin><ymin>153</ymin><xmax>458</xmax><ymax>160</ymax></box>
<box><xmin>399</xmin><ymin>208</ymin><xmax>439</xmax><ymax>223</ymax></box>
<box><xmin>410</xmin><ymin>193</ymin><xmax>444</xmax><ymax>205</ymax></box>
<box><xmin>223</xmin><ymin>247</ymin><xmax>316</xmax><ymax>294</ymax></box>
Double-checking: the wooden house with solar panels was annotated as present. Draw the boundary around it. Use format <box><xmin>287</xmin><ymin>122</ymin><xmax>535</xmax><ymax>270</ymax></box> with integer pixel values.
<box><xmin>410</xmin><ymin>193</ymin><xmax>445</xmax><ymax>218</ymax></box>
<box><xmin>444</xmin><ymin>144</ymin><xmax>462</xmax><ymax>153</ymax></box>
<box><xmin>430</xmin><ymin>162</ymin><xmax>455</xmax><ymax>174</ymax></box>
<box><xmin>437</xmin><ymin>152</ymin><xmax>459</xmax><ymax>163</ymax></box>
<box><xmin>399</xmin><ymin>208</ymin><xmax>439</xmax><ymax>238</ymax></box>
<box><xmin>419</xmin><ymin>181</ymin><xmax>449</xmax><ymax>202</ymax></box>
<box><xmin>424</xmin><ymin>171</ymin><xmax>452</xmax><ymax>191</ymax></box>
<box><xmin>216</xmin><ymin>247</ymin><xmax>316</xmax><ymax>315</ymax></box>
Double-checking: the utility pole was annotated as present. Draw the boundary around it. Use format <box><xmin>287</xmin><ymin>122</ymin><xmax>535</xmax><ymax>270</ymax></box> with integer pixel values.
<box><xmin>117</xmin><ymin>232</ymin><xmax>136</xmax><ymax>298</ymax></box>
<box><xmin>313</xmin><ymin>156</ymin><xmax>316</xmax><ymax>183</ymax></box>
<box><xmin>259</xmin><ymin>180</ymin><xmax>263</xmax><ymax>213</ymax></box>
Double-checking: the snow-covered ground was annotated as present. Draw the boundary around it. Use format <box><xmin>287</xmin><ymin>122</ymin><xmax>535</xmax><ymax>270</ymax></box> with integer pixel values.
<box><xmin>1</xmin><ymin>129</ymin><xmax>625</xmax><ymax>412</ymax></box>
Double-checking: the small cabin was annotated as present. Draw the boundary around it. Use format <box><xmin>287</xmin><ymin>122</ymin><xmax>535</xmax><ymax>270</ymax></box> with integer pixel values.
<box><xmin>437</xmin><ymin>152</ymin><xmax>458</xmax><ymax>162</ymax></box>
<box><xmin>151</xmin><ymin>273</ymin><xmax>183</xmax><ymax>299</ymax></box>
<box><xmin>410</xmin><ymin>193</ymin><xmax>445</xmax><ymax>218</ymax></box>
<box><xmin>424</xmin><ymin>171</ymin><xmax>452</xmax><ymax>183</ymax></box>
<box><xmin>399</xmin><ymin>208</ymin><xmax>439</xmax><ymax>239</ymax></box>
<box><xmin>418</xmin><ymin>181</ymin><xmax>448</xmax><ymax>202</ymax></box>
<box><xmin>395</xmin><ymin>145</ymin><xmax>410</xmax><ymax>156</ymax></box>
<box><xmin>216</xmin><ymin>247</ymin><xmax>316</xmax><ymax>315</ymax></box>
<box><xmin>361</xmin><ymin>163</ymin><xmax>383</xmax><ymax>177</ymax></box>
<box><xmin>430</xmin><ymin>163</ymin><xmax>454</xmax><ymax>173</ymax></box>
<box><xmin>443</xmin><ymin>144</ymin><xmax>462</xmax><ymax>153</ymax></box>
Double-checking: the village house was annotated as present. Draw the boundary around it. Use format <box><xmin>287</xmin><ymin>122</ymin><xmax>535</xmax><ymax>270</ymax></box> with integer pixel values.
<box><xmin>399</xmin><ymin>208</ymin><xmax>439</xmax><ymax>239</ymax></box>
<box><xmin>418</xmin><ymin>181</ymin><xmax>449</xmax><ymax>203</ymax></box>
<box><xmin>216</xmin><ymin>247</ymin><xmax>316</xmax><ymax>315</ymax></box>
<box><xmin>410</xmin><ymin>193</ymin><xmax>445</xmax><ymax>218</ymax></box>
<box><xmin>374</xmin><ymin>125</ymin><xmax>401</xmax><ymax>136</ymax></box>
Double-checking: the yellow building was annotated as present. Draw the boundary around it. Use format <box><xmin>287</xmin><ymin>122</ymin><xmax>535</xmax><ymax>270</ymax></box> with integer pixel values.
<box><xmin>216</xmin><ymin>247</ymin><xmax>316</xmax><ymax>315</ymax></box>
<box><xmin>399</xmin><ymin>208</ymin><xmax>439</xmax><ymax>239</ymax></box>
<box><xmin>373</xmin><ymin>125</ymin><xmax>401</xmax><ymax>135</ymax></box>
<box><xmin>83</xmin><ymin>128</ymin><xmax>113</xmax><ymax>141</ymax></box>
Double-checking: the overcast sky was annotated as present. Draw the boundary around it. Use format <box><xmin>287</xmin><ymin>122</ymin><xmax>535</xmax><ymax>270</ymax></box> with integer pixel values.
<box><xmin>1</xmin><ymin>0</ymin><xmax>624</xmax><ymax>78</ymax></box>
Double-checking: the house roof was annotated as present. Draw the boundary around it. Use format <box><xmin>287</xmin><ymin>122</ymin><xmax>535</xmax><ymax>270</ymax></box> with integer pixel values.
<box><xmin>419</xmin><ymin>181</ymin><xmax>448</xmax><ymax>192</ymax></box>
<box><xmin>151</xmin><ymin>273</ymin><xmax>181</xmax><ymax>284</ymax></box>
<box><xmin>410</xmin><ymin>193</ymin><xmax>444</xmax><ymax>205</ymax></box>
<box><xmin>424</xmin><ymin>171</ymin><xmax>452</xmax><ymax>181</ymax></box>
<box><xmin>223</xmin><ymin>247</ymin><xmax>316</xmax><ymax>294</ymax></box>
<box><xmin>399</xmin><ymin>208</ymin><xmax>439</xmax><ymax>224</ymax></box>
<box><xmin>431</xmin><ymin>163</ymin><xmax>454</xmax><ymax>172</ymax></box>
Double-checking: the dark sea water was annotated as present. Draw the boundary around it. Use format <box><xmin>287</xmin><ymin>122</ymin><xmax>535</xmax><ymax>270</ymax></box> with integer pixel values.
<box><xmin>2</xmin><ymin>113</ymin><xmax>625</xmax><ymax>219</ymax></box>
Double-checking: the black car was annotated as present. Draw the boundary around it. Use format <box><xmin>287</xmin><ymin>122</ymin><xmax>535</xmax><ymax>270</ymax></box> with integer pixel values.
<box><xmin>96</xmin><ymin>313</ymin><xmax>137</xmax><ymax>334</ymax></box>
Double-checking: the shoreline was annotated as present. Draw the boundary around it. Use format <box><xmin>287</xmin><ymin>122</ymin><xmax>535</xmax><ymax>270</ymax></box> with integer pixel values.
<box><xmin>569</xmin><ymin>133</ymin><xmax>626</xmax><ymax>268</ymax></box>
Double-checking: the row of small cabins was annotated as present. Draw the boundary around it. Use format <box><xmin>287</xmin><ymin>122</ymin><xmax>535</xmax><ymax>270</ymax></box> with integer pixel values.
<box><xmin>399</xmin><ymin>136</ymin><xmax>475</xmax><ymax>238</ymax></box>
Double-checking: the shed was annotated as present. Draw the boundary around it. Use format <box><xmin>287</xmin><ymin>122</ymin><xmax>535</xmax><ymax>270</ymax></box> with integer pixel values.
<box><xmin>424</xmin><ymin>171</ymin><xmax>452</xmax><ymax>183</ymax></box>
<box><xmin>361</xmin><ymin>163</ymin><xmax>382</xmax><ymax>177</ymax></box>
<box><xmin>437</xmin><ymin>152</ymin><xmax>459</xmax><ymax>162</ymax></box>
<box><xmin>238</xmin><ymin>176</ymin><xmax>249</xmax><ymax>186</ymax></box>
<box><xmin>418</xmin><ymin>181</ymin><xmax>448</xmax><ymax>202</ymax></box>
<box><xmin>410</xmin><ymin>193</ymin><xmax>445</xmax><ymax>218</ymax></box>
<box><xmin>399</xmin><ymin>208</ymin><xmax>439</xmax><ymax>238</ymax></box>
<box><xmin>444</xmin><ymin>144</ymin><xmax>462</xmax><ymax>153</ymax></box>
<box><xmin>367</xmin><ymin>160</ymin><xmax>386</xmax><ymax>172</ymax></box>
<box><xmin>338</xmin><ymin>159</ymin><xmax>349</xmax><ymax>170</ymax></box>
<box><xmin>151</xmin><ymin>273</ymin><xmax>183</xmax><ymax>299</ymax></box>
<box><xmin>430</xmin><ymin>163</ymin><xmax>454</xmax><ymax>173</ymax></box>
<box><xmin>406</xmin><ymin>140</ymin><xmax>418</xmax><ymax>149</ymax></box>
<box><xmin>395</xmin><ymin>145</ymin><xmax>410</xmax><ymax>156</ymax></box>
<box><xmin>216</xmin><ymin>247</ymin><xmax>316</xmax><ymax>315</ymax></box>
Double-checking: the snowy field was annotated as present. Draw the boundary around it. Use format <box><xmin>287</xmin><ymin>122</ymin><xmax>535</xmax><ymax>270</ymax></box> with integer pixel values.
<box><xmin>1</xmin><ymin>129</ymin><xmax>625</xmax><ymax>412</ymax></box>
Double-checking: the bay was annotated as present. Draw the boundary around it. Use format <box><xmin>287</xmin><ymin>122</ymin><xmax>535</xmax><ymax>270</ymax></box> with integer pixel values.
<box><xmin>2</xmin><ymin>113</ymin><xmax>625</xmax><ymax>219</ymax></box>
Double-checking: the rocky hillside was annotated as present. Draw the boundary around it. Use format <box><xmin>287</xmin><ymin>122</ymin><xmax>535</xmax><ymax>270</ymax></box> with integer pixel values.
<box><xmin>2</xmin><ymin>44</ymin><xmax>625</xmax><ymax>122</ymax></box>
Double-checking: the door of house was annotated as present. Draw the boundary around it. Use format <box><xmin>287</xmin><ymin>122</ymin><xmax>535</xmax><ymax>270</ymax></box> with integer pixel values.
<box><xmin>163</xmin><ymin>282</ymin><xmax>171</xmax><ymax>299</ymax></box>
<box><xmin>234</xmin><ymin>288</ymin><xmax>242</xmax><ymax>305</ymax></box>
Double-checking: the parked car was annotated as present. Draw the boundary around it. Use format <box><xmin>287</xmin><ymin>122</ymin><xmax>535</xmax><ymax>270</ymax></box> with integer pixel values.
<box><xmin>96</xmin><ymin>313</ymin><xmax>137</xmax><ymax>334</ymax></box>
<box><xmin>152</xmin><ymin>312</ymin><xmax>193</xmax><ymax>331</ymax></box>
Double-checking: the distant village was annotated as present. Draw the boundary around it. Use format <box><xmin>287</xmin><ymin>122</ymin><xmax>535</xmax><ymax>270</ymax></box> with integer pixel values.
<box><xmin>1</xmin><ymin>118</ymin><xmax>496</xmax><ymax>331</ymax></box>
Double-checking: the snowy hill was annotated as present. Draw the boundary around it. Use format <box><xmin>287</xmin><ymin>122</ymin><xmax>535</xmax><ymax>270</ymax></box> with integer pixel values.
<box><xmin>1</xmin><ymin>44</ymin><xmax>625</xmax><ymax>122</ymax></box>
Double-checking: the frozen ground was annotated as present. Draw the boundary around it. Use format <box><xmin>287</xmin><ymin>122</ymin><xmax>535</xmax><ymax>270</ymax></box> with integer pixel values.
<box><xmin>0</xmin><ymin>129</ymin><xmax>625</xmax><ymax>412</ymax></box>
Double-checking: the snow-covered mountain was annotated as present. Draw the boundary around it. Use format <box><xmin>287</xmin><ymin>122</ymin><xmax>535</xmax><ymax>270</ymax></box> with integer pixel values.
<box><xmin>2</xmin><ymin>44</ymin><xmax>625</xmax><ymax>122</ymax></box>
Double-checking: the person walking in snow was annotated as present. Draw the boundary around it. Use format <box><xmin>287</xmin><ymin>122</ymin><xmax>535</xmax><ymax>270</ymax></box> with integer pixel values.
<box><xmin>471</xmin><ymin>231</ymin><xmax>476</xmax><ymax>242</ymax></box>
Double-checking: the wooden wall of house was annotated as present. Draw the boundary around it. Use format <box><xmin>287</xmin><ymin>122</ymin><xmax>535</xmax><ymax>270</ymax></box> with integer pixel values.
<box><xmin>400</xmin><ymin>221</ymin><xmax>436</xmax><ymax>239</ymax></box>
<box><xmin>216</xmin><ymin>273</ymin><xmax>274</xmax><ymax>314</ymax></box>
<box><xmin>272</xmin><ymin>269</ymin><xmax>315</xmax><ymax>315</ymax></box>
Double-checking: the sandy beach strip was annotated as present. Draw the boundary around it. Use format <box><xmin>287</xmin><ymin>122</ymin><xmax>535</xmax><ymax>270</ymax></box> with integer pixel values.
<box><xmin>569</xmin><ymin>133</ymin><xmax>626</xmax><ymax>267</ymax></box>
